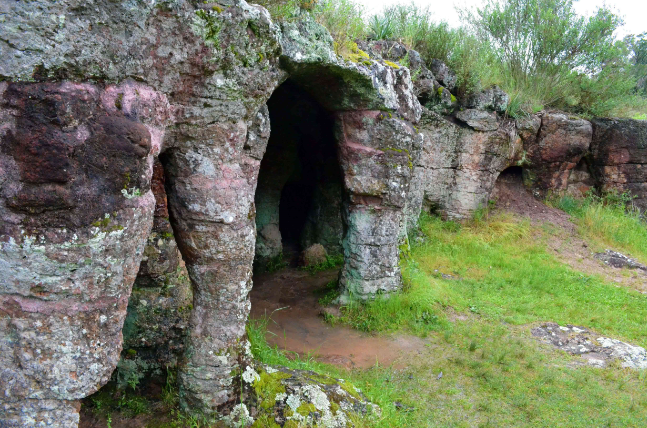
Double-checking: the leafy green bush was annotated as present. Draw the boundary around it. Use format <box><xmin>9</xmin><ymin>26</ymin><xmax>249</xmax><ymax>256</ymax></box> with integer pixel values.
<box><xmin>461</xmin><ymin>0</ymin><xmax>642</xmax><ymax>117</ymax></box>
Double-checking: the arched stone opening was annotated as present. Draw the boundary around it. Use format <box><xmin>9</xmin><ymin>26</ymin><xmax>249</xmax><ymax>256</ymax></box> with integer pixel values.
<box><xmin>254</xmin><ymin>80</ymin><xmax>344</xmax><ymax>271</ymax></box>
<box><xmin>497</xmin><ymin>165</ymin><xmax>524</xmax><ymax>185</ymax></box>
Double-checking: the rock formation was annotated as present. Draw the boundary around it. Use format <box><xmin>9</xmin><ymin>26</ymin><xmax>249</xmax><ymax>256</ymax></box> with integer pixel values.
<box><xmin>1</xmin><ymin>1</ymin><xmax>646</xmax><ymax>427</ymax></box>
<box><xmin>0</xmin><ymin>1</ymin><xmax>422</xmax><ymax>425</ymax></box>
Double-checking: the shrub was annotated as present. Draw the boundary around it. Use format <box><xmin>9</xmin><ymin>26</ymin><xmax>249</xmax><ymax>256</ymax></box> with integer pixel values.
<box><xmin>461</xmin><ymin>0</ymin><xmax>643</xmax><ymax>117</ymax></box>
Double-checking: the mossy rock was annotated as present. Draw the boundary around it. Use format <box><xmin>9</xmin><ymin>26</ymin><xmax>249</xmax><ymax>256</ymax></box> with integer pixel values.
<box><xmin>240</xmin><ymin>364</ymin><xmax>380</xmax><ymax>428</ymax></box>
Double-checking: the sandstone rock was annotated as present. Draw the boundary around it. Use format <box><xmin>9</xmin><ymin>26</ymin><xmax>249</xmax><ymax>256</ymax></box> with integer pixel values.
<box><xmin>524</xmin><ymin>112</ymin><xmax>592</xmax><ymax>193</ymax></box>
<box><xmin>455</xmin><ymin>109</ymin><xmax>500</xmax><ymax>132</ymax></box>
<box><xmin>430</xmin><ymin>59</ymin><xmax>457</xmax><ymax>91</ymax></box>
<box><xmin>336</xmin><ymin>111</ymin><xmax>423</xmax><ymax>299</ymax></box>
<box><xmin>301</xmin><ymin>244</ymin><xmax>328</xmax><ymax>267</ymax></box>
<box><xmin>590</xmin><ymin>118</ymin><xmax>647</xmax><ymax>209</ymax></box>
<box><xmin>0</xmin><ymin>80</ymin><xmax>170</xmax><ymax>426</ymax></box>
<box><xmin>464</xmin><ymin>86</ymin><xmax>509</xmax><ymax>113</ymax></box>
<box><xmin>1</xmin><ymin>1</ymin><xmax>426</xmax><ymax>424</ymax></box>
<box><xmin>408</xmin><ymin>108</ymin><xmax>521</xmax><ymax>221</ymax></box>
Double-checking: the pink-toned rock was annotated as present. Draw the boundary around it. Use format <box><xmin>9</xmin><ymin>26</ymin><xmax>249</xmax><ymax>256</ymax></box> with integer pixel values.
<box><xmin>525</xmin><ymin>112</ymin><xmax>592</xmax><ymax>192</ymax></box>
<box><xmin>0</xmin><ymin>81</ymin><xmax>172</xmax><ymax>426</ymax></box>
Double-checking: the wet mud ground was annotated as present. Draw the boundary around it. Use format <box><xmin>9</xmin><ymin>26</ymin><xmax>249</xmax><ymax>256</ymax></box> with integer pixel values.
<box><xmin>250</xmin><ymin>268</ymin><xmax>426</xmax><ymax>369</ymax></box>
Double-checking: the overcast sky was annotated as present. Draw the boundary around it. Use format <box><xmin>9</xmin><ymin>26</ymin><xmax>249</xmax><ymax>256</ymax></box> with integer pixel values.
<box><xmin>353</xmin><ymin>0</ymin><xmax>647</xmax><ymax>39</ymax></box>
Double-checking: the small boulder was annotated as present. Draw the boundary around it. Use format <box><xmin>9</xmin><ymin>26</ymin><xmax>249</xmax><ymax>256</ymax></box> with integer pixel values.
<box><xmin>464</xmin><ymin>86</ymin><xmax>509</xmax><ymax>113</ymax></box>
<box><xmin>430</xmin><ymin>59</ymin><xmax>457</xmax><ymax>91</ymax></box>
<box><xmin>301</xmin><ymin>243</ymin><xmax>328</xmax><ymax>267</ymax></box>
<box><xmin>455</xmin><ymin>109</ymin><xmax>499</xmax><ymax>132</ymax></box>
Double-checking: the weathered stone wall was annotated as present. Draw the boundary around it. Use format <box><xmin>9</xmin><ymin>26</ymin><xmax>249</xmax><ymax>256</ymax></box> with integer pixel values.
<box><xmin>591</xmin><ymin>119</ymin><xmax>647</xmax><ymax>210</ymax></box>
<box><xmin>2</xmin><ymin>2</ymin><xmax>646</xmax><ymax>426</ymax></box>
<box><xmin>0</xmin><ymin>1</ymin><xmax>426</xmax><ymax>425</ymax></box>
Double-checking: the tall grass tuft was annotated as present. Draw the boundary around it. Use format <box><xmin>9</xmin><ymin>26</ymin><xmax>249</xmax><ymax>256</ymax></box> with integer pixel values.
<box><xmin>554</xmin><ymin>191</ymin><xmax>647</xmax><ymax>263</ymax></box>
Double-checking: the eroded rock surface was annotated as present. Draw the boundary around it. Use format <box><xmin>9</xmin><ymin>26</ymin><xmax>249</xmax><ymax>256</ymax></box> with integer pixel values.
<box><xmin>524</xmin><ymin>112</ymin><xmax>593</xmax><ymax>193</ymax></box>
<box><xmin>0</xmin><ymin>80</ymin><xmax>171</xmax><ymax>426</ymax></box>
<box><xmin>409</xmin><ymin>109</ymin><xmax>522</xmax><ymax>220</ymax></box>
<box><xmin>591</xmin><ymin>118</ymin><xmax>647</xmax><ymax>209</ymax></box>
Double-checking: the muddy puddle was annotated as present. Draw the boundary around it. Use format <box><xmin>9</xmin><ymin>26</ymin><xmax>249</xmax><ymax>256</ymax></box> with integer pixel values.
<box><xmin>250</xmin><ymin>267</ymin><xmax>426</xmax><ymax>369</ymax></box>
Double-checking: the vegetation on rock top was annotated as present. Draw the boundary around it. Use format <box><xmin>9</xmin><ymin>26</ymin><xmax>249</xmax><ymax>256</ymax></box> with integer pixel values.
<box><xmin>259</xmin><ymin>0</ymin><xmax>647</xmax><ymax>119</ymax></box>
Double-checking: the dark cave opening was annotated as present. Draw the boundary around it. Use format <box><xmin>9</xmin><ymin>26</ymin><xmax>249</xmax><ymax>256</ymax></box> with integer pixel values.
<box><xmin>497</xmin><ymin>165</ymin><xmax>524</xmax><ymax>184</ymax></box>
<box><xmin>253</xmin><ymin>80</ymin><xmax>345</xmax><ymax>270</ymax></box>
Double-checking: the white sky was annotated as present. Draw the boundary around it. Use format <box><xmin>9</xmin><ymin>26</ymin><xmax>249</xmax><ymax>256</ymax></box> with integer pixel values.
<box><xmin>354</xmin><ymin>0</ymin><xmax>647</xmax><ymax>39</ymax></box>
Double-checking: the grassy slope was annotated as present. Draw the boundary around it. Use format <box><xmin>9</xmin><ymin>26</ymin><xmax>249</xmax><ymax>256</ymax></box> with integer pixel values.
<box><xmin>251</xmin><ymin>210</ymin><xmax>647</xmax><ymax>427</ymax></box>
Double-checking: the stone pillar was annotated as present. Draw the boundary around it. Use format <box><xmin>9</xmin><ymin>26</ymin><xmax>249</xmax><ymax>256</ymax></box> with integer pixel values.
<box><xmin>165</xmin><ymin>107</ymin><xmax>270</xmax><ymax>413</ymax></box>
<box><xmin>0</xmin><ymin>81</ymin><xmax>170</xmax><ymax>426</ymax></box>
<box><xmin>335</xmin><ymin>111</ymin><xmax>422</xmax><ymax>300</ymax></box>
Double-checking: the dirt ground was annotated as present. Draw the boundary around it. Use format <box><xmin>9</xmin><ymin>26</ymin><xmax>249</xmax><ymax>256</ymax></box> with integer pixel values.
<box><xmin>250</xmin><ymin>268</ymin><xmax>426</xmax><ymax>369</ymax></box>
<box><xmin>492</xmin><ymin>169</ymin><xmax>647</xmax><ymax>294</ymax></box>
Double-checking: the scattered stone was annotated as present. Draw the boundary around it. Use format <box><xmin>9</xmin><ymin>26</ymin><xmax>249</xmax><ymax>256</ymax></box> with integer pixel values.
<box><xmin>594</xmin><ymin>250</ymin><xmax>647</xmax><ymax>271</ymax></box>
<box><xmin>532</xmin><ymin>323</ymin><xmax>647</xmax><ymax>369</ymax></box>
<box><xmin>301</xmin><ymin>244</ymin><xmax>328</xmax><ymax>267</ymax></box>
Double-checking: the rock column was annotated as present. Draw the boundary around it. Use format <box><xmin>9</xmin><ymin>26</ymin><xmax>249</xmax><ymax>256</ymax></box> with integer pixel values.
<box><xmin>164</xmin><ymin>107</ymin><xmax>271</xmax><ymax>413</ymax></box>
<box><xmin>0</xmin><ymin>81</ymin><xmax>170</xmax><ymax>426</ymax></box>
<box><xmin>335</xmin><ymin>111</ymin><xmax>422</xmax><ymax>300</ymax></box>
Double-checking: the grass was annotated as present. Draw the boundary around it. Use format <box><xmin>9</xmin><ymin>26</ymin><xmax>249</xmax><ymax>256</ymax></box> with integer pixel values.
<box><xmin>553</xmin><ymin>192</ymin><xmax>647</xmax><ymax>264</ymax></box>
<box><xmin>252</xmin><ymin>209</ymin><xmax>647</xmax><ymax>426</ymax></box>
<box><xmin>336</xmin><ymin>213</ymin><xmax>647</xmax><ymax>344</ymax></box>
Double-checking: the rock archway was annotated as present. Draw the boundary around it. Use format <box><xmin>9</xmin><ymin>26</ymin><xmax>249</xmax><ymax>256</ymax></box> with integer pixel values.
<box><xmin>254</xmin><ymin>80</ymin><xmax>344</xmax><ymax>270</ymax></box>
<box><xmin>0</xmin><ymin>2</ymin><xmax>423</xmax><ymax>425</ymax></box>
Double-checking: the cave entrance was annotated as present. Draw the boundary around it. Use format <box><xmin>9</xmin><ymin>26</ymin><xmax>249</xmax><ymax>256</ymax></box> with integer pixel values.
<box><xmin>253</xmin><ymin>79</ymin><xmax>344</xmax><ymax>271</ymax></box>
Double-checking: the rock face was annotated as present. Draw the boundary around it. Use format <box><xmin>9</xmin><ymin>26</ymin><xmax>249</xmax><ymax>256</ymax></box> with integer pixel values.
<box><xmin>524</xmin><ymin>112</ymin><xmax>593</xmax><ymax>193</ymax></box>
<box><xmin>591</xmin><ymin>119</ymin><xmax>647</xmax><ymax>209</ymax></box>
<box><xmin>408</xmin><ymin>109</ymin><xmax>522</xmax><ymax>220</ymax></box>
<box><xmin>0</xmin><ymin>81</ymin><xmax>170</xmax><ymax>426</ymax></box>
<box><xmin>0</xmin><ymin>1</ymin><xmax>424</xmax><ymax>425</ymax></box>
<box><xmin>2</xmin><ymin>1</ymin><xmax>647</xmax><ymax>426</ymax></box>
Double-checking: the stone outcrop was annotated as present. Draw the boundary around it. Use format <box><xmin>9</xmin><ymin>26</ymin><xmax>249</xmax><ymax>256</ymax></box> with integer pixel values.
<box><xmin>2</xmin><ymin>1</ymin><xmax>647</xmax><ymax>426</ymax></box>
<box><xmin>523</xmin><ymin>112</ymin><xmax>593</xmax><ymax>193</ymax></box>
<box><xmin>0</xmin><ymin>1</ymin><xmax>425</xmax><ymax>425</ymax></box>
<box><xmin>407</xmin><ymin>110</ymin><xmax>521</xmax><ymax>220</ymax></box>
<box><xmin>590</xmin><ymin>119</ymin><xmax>647</xmax><ymax>209</ymax></box>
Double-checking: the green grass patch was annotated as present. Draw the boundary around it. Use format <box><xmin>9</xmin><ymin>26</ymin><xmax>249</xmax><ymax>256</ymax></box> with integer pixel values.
<box><xmin>337</xmin><ymin>212</ymin><xmax>647</xmax><ymax>345</ymax></box>
<box><xmin>553</xmin><ymin>192</ymin><xmax>647</xmax><ymax>264</ymax></box>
